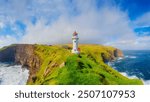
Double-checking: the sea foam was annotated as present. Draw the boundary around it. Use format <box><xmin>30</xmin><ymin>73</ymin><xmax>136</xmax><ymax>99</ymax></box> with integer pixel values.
<box><xmin>120</xmin><ymin>72</ymin><xmax>138</xmax><ymax>79</ymax></box>
<box><xmin>143</xmin><ymin>80</ymin><xmax>150</xmax><ymax>85</ymax></box>
<box><xmin>120</xmin><ymin>72</ymin><xmax>150</xmax><ymax>85</ymax></box>
<box><xmin>125</xmin><ymin>55</ymin><xmax>137</xmax><ymax>59</ymax></box>
<box><xmin>0</xmin><ymin>63</ymin><xmax>29</xmax><ymax>85</ymax></box>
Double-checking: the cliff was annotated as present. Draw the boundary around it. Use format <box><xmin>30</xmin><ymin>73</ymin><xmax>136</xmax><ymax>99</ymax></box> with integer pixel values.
<box><xmin>0</xmin><ymin>44</ymin><xmax>143</xmax><ymax>85</ymax></box>
<box><xmin>0</xmin><ymin>44</ymin><xmax>40</xmax><ymax>83</ymax></box>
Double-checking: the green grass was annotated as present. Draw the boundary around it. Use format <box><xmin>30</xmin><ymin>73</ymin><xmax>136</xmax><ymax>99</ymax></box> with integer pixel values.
<box><xmin>28</xmin><ymin>44</ymin><xmax>71</xmax><ymax>84</ymax></box>
<box><xmin>28</xmin><ymin>44</ymin><xmax>143</xmax><ymax>85</ymax></box>
<box><xmin>42</xmin><ymin>54</ymin><xmax>142</xmax><ymax>85</ymax></box>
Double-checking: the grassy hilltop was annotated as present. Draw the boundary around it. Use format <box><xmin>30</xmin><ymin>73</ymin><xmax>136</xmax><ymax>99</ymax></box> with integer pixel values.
<box><xmin>27</xmin><ymin>44</ymin><xmax>143</xmax><ymax>85</ymax></box>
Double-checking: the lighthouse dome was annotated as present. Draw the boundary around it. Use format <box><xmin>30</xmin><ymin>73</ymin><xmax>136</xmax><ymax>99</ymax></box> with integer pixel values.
<box><xmin>73</xmin><ymin>31</ymin><xmax>78</xmax><ymax>36</ymax></box>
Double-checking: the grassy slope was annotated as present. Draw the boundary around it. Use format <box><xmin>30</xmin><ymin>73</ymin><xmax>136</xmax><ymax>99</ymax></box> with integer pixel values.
<box><xmin>28</xmin><ymin>44</ymin><xmax>143</xmax><ymax>85</ymax></box>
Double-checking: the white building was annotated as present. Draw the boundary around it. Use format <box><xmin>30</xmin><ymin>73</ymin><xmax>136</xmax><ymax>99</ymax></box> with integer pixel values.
<box><xmin>72</xmin><ymin>31</ymin><xmax>80</xmax><ymax>54</ymax></box>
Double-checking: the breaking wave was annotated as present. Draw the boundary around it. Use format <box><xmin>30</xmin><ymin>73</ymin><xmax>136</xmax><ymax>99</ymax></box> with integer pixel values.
<box><xmin>120</xmin><ymin>72</ymin><xmax>138</xmax><ymax>79</ymax></box>
<box><xmin>0</xmin><ymin>63</ymin><xmax>29</xmax><ymax>85</ymax></box>
<box><xmin>125</xmin><ymin>55</ymin><xmax>137</xmax><ymax>59</ymax></box>
<box><xmin>120</xmin><ymin>72</ymin><xmax>150</xmax><ymax>85</ymax></box>
<box><xmin>143</xmin><ymin>80</ymin><xmax>150</xmax><ymax>85</ymax></box>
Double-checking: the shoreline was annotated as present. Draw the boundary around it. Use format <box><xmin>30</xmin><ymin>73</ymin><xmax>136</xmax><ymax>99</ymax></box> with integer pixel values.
<box><xmin>108</xmin><ymin>56</ymin><xmax>149</xmax><ymax>85</ymax></box>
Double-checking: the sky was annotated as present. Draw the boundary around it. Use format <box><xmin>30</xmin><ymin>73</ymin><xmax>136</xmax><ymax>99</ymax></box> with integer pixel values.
<box><xmin>0</xmin><ymin>0</ymin><xmax>150</xmax><ymax>50</ymax></box>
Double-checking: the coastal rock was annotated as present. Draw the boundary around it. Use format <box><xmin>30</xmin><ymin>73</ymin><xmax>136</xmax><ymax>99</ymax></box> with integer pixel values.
<box><xmin>101</xmin><ymin>48</ymin><xmax>124</xmax><ymax>63</ymax></box>
<box><xmin>0</xmin><ymin>44</ymin><xmax>40</xmax><ymax>83</ymax></box>
<box><xmin>0</xmin><ymin>45</ymin><xmax>16</xmax><ymax>62</ymax></box>
<box><xmin>114</xmin><ymin>49</ymin><xmax>124</xmax><ymax>57</ymax></box>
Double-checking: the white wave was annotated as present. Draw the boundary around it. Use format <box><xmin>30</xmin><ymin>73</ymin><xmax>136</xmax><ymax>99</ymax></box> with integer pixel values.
<box><xmin>117</xmin><ymin>57</ymin><xmax>123</xmax><ymax>60</ymax></box>
<box><xmin>125</xmin><ymin>55</ymin><xmax>137</xmax><ymax>59</ymax></box>
<box><xmin>130</xmin><ymin>56</ymin><xmax>137</xmax><ymax>59</ymax></box>
<box><xmin>107</xmin><ymin>62</ymin><xmax>116</xmax><ymax>68</ymax></box>
<box><xmin>120</xmin><ymin>72</ymin><xmax>138</xmax><ymax>79</ymax></box>
<box><xmin>107</xmin><ymin>62</ymin><xmax>113</xmax><ymax>66</ymax></box>
<box><xmin>0</xmin><ymin>63</ymin><xmax>29</xmax><ymax>85</ymax></box>
<box><xmin>142</xmin><ymin>80</ymin><xmax>150</xmax><ymax>85</ymax></box>
<box><xmin>120</xmin><ymin>72</ymin><xmax>150</xmax><ymax>85</ymax></box>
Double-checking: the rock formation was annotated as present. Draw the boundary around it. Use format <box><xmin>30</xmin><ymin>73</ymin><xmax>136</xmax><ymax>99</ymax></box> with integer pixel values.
<box><xmin>0</xmin><ymin>44</ymin><xmax>40</xmax><ymax>83</ymax></box>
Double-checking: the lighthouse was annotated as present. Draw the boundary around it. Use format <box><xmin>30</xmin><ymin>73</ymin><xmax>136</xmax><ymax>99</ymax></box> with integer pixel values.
<box><xmin>72</xmin><ymin>31</ymin><xmax>79</xmax><ymax>54</ymax></box>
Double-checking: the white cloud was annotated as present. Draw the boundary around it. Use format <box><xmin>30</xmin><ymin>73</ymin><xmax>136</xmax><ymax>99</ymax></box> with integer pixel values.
<box><xmin>134</xmin><ymin>12</ymin><xmax>150</xmax><ymax>27</ymax></box>
<box><xmin>0</xmin><ymin>0</ymin><xmax>149</xmax><ymax>50</ymax></box>
<box><xmin>20</xmin><ymin>1</ymin><xmax>139</xmax><ymax>50</ymax></box>
<box><xmin>105</xmin><ymin>36</ymin><xmax>150</xmax><ymax>50</ymax></box>
<box><xmin>0</xmin><ymin>35</ymin><xmax>17</xmax><ymax>48</ymax></box>
<box><xmin>0</xmin><ymin>22</ymin><xmax>4</xmax><ymax>29</ymax></box>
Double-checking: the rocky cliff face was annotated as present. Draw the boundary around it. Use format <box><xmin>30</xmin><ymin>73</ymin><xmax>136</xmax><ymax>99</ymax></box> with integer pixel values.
<box><xmin>0</xmin><ymin>44</ymin><xmax>124</xmax><ymax>84</ymax></box>
<box><xmin>114</xmin><ymin>49</ymin><xmax>124</xmax><ymax>57</ymax></box>
<box><xmin>0</xmin><ymin>45</ymin><xmax>16</xmax><ymax>62</ymax></box>
<box><xmin>101</xmin><ymin>48</ymin><xmax>124</xmax><ymax>63</ymax></box>
<box><xmin>0</xmin><ymin>44</ymin><xmax>40</xmax><ymax>83</ymax></box>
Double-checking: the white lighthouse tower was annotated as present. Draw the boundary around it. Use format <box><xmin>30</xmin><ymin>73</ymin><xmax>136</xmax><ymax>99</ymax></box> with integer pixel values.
<box><xmin>72</xmin><ymin>31</ymin><xmax>79</xmax><ymax>54</ymax></box>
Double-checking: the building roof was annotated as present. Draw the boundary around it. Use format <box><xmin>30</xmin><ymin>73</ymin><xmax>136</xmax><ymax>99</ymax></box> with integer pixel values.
<box><xmin>73</xmin><ymin>31</ymin><xmax>78</xmax><ymax>36</ymax></box>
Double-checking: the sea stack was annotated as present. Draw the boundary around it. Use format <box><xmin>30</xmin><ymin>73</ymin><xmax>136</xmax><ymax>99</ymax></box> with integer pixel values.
<box><xmin>72</xmin><ymin>31</ymin><xmax>80</xmax><ymax>54</ymax></box>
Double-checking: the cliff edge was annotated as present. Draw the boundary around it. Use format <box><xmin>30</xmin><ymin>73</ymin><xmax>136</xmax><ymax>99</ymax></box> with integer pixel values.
<box><xmin>0</xmin><ymin>44</ymin><xmax>40</xmax><ymax>83</ymax></box>
<box><xmin>0</xmin><ymin>44</ymin><xmax>142</xmax><ymax>85</ymax></box>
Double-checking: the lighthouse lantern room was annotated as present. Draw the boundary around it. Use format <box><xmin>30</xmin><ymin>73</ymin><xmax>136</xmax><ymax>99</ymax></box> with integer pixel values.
<box><xmin>72</xmin><ymin>31</ymin><xmax>79</xmax><ymax>54</ymax></box>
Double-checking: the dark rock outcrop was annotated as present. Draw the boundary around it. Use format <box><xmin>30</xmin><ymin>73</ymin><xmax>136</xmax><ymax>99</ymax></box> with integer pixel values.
<box><xmin>101</xmin><ymin>53</ymin><xmax>109</xmax><ymax>63</ymax></box>
<box><xmin>114</xmin><ymin>49</ymin><xmax>124</xmax><ymax>57</ymax></box>
<box><xmin>101</xmin><ymin>48</ymin><xmax>124</xmax><ymax>63</ymax></box>
<box><xmin>0</xmin><ymin>45</ymin><xmax>16</xmax><ymax>62</ymax></box>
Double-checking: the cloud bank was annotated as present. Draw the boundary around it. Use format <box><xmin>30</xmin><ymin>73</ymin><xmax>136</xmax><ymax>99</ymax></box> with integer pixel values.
<box><xmin>134</xmin><ymin>12</ymin><xmax>150</xmax><ymax>27</ymax></box>
<box><xmin>0</xmin><ymin>0</ymin><xmax>150</xmax><ymax>50</ymax></box>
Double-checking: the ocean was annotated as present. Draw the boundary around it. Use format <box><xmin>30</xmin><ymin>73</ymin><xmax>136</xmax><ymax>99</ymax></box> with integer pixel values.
<box><xmin>0</xmin><ymin>63</ymin><xmax>29</xmax><ymax>85</ymax></box>
<box><xmin>108</xmin><ymin>50</ymin><xmax>150</xmax><ymax>85</ymax></box>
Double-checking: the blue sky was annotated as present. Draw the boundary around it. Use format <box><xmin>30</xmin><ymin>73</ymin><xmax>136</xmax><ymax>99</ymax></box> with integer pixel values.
<box><xmin>0</xmin><ymin>0</ymin><xmax>150</xmax><ymax>50</ymax></box>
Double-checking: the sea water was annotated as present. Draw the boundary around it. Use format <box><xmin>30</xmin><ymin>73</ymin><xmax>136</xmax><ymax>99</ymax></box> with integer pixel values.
<box><xmin>0</xmin><ymin>63</ymin><xmax>29</xmax><ymax>85</ymax></box>
<box><xmin>108</xmin><ymin>50</ymin><xmax>150</xmax><ymax>85</ymax></box>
